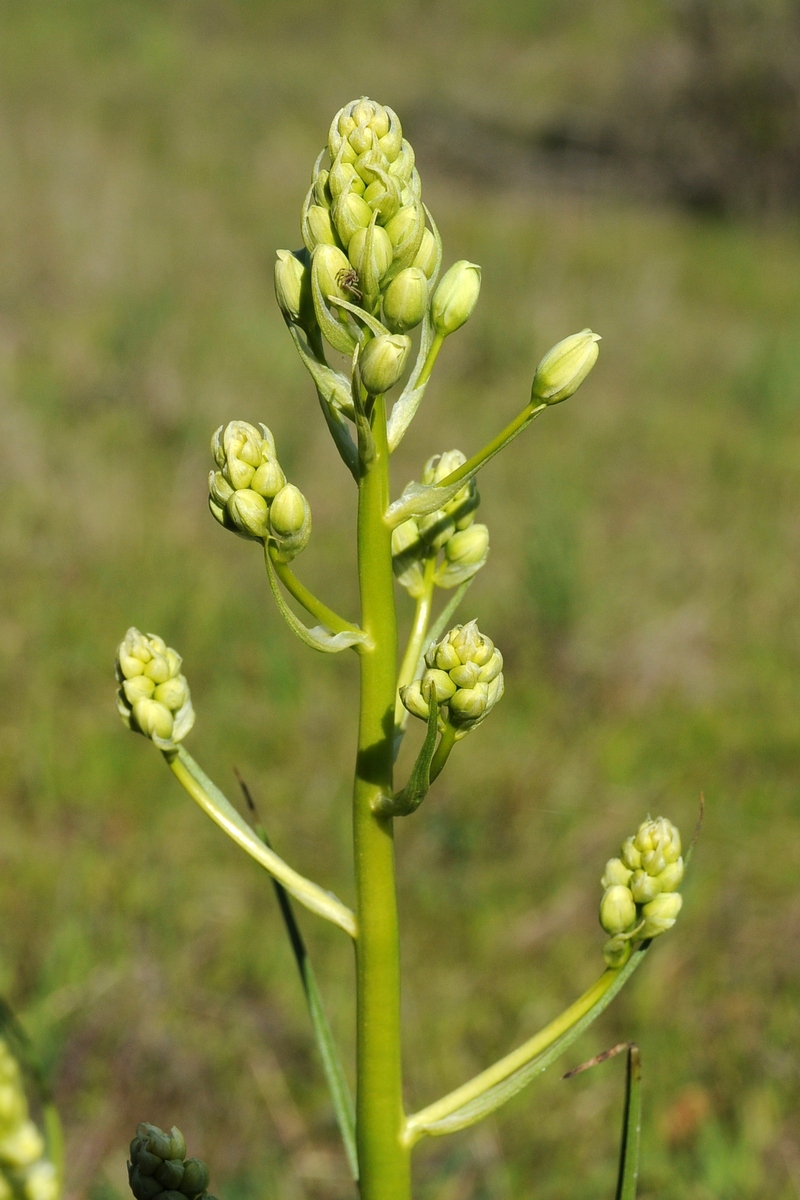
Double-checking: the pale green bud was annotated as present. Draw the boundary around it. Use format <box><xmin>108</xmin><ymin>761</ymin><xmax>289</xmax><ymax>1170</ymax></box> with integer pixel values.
<box><xmin>634</xmin><ymin>815</ymin><xmax>682</xmax><ymax>872</ymax></box>
<box><xmin>0</xmin><ymin>1121</ymin><xmax>44</xmax><ymax>1168</ymax></box>
<box><xmin>360</xmin><ymin>166</ymin><xmax>402</xmax><ymax>224</ymax></box>
<box><xmin>382</xmin><ymin>267</ymin><xmax>428</xmax><ymax>333</ymax></box>
<box><xmin>328</xmin><ymin>156</ymin><xmax>365</xmax><ymax>199</ymax></box>
<box><xmin>412</xmin><ymin>228</ymin><xmax>438</xmax><ymax>279</ymax></box>
<box><xmin>250</xmin><ymin>458</ymin><xmax>286</xmax><ymax>499</ymax></box>
<box><xmin>331</xmin><ymin>191</ymin><xmax>373</xmax><ymax>248</ymax></box>
<box><xmin>209</xmin><ymin>471</ymin><xmax>234</xmax><ymax>509</ymax></box>
<box><xmin>384</xmin><ymin>205</ymin><xmax>420</xmax><ymax>250</ymax></box>
<box><xmin>313</xmin><ymin>170</ymin><xmax>331</xmax><ymax>208</ymax></box>
<box><xmin>25</xmin><ymin>1166</ymin><xmax>58</xmax><ymax>1200</ymax></box>
<box><xmin>600</xmin><ymin>857</ymin><xmax>633</xmax><ymax>889</ymax></box>
<box><xmin>227</xmin><ymin>488</ymin><xmax>270</xmax><ymax>540</ymax></box>
<box><xmin>531</xmin><ymin>329</ymin><xmax>601</xmax><ymax>405</ymax></box>
<box><xmin>435</xmin><ymin>524</ymin><xmax>490</xmax><ymax>589</ymax></box>
<box><xmin>399</xmin><ymin>679</ymin><xmax>431</xmax><ymax>721</ymax></box>
<box><xmin>600</xmin><ymin>885</ymin><xmax>637</xmax><ymax>936</ymax></box>
<box><xmin>359</xmin><ymin>334</ymin><xmax>411</xmax><ymax>395</ymax></box>
<box><xmin>269</xmin><ymin>484</ymin><xmax>311</xmax><ymax>562</ymax></box>
<box><xmin>620</xmin><ymin>836</ymin><xmax>642</xmax><ymax>871</ymax></box>
<box><xmin>312</xmin><ymin>243</ymin><xmax>352</xmax><ymax>305</ymax></box>
<box><xmin>348</xmin><ymin>223</ymin><xmax>393</xmax><ymax>287</ymax></box>
<box><xmin>122</xmin><ymin>675</ymin><xmax>155</xmax><ymax>705</ymax></box>
<box><xmin>305</xmin><ymin>205</ymin><xmax>338</xmax><ymax>249</ymax></box>
<box><xmin>274</xmin><ymin>250</ymin><xmax>315</xmax><ymax>331</ymax></box>
<box><xmin>387</xmin><ymin>139</ymin><xmax>415</xmax><ymax>184</ymax></box>
<box><xmin>431</xmin><ymin>261</ymin><xmax>481</xmax><ymax>336</ymax></box>
<box><xmin>153</xmin><ymin>676</ymin><xmax>189</xmax><ymax>711</ymax></box>
<box><xmin>630</xmin><ymin>869</ymin><xmax>661</xmax><ymax>905</ymax></box>
<box><xmin>656</xmin><ymin>857</ymin><xmax>684</xmax><ymax>893</ymax></box>
<box><xmin>640</xmin><ymin>892</ymin><xmax>683</xmax><ymax>939</ymax></box>
<box><xmin>131</xmin><ymin>699</ymin><xmax>174</xmax><ymax>742</ymax></box>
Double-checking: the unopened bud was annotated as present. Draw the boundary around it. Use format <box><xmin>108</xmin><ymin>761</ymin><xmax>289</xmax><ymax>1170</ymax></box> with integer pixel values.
<box><xmin>435</xmin><ymin>524</ymin><xmax>490</xmax><ymax>589</ymax></box>
<box><xmin>600</xmin><ymin>857</ymin><xmax>633</xmax><ymax>889</ymax></box>
<box><xmin>305</xmin><ymin>205</ymin><xmax>338</xmax><ymax>249</ymax></box>
<box><xmin>332</xmin><ymin>191</ymin><xmax>373</xmax><ymax>248</ymax></box>
<box><xmin>269</xmin><ymin>484</ymin><xmax>311</xmax><ymax>562</ymax></box>
<box><xmin>431</xmin><ymin>261</ymin><xmax>481</xmax><ymax>336</ymax></box>
<box><xmin>531</xmin><ymin>329</ymin><xmax>601</xmax><ymax>405</ymax></box>
<box><xmin>640</xmin><ymin>892</ymin><xmax>683</xmax><ymax>939</ymax></box>
<box><xmin>312</xmin><ymin>244</ymin><xmax>352</xmax><ymax>305</ymax></box>
<box><xmin>391</xmin><ymin>518</ymin><xmax>426</xmax><ymax>597</ymax></box>
<box><xmin>359</xmin><ymin>334</ymin><xmax>411</xmax><ymax>395</ymax></box>
<box><xmin>227</xmin><ymin>488</ymin><xmax>270</xmax><ymax>540</ymax></box>
<box><xmin>600</xmin><ymin>885</ymin><xmax>637</xmax><ymax>936</ymax></box>
<box><xmin>274</xmin><ymin>250</ymin><xmax>315</xmax><ymax>331</ymax></box>
<box><xmin>348</xmin><ymin>223</ymin><xmax>393</xmax><ymax>290</ymax></box>
<box><xmin>383</xmin><ymin>267</ymin><xmax>428</xmax><ymax>333</ymax></box>
<box><xmin>412</xmin><ymin>228</ymin><xmax>438</xmax><ymax>279</ymax></box>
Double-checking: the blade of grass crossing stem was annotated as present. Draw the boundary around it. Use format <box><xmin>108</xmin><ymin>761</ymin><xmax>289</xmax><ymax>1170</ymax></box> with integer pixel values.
<box><xmin>615</xmin><ymin>1045</ymin><xmax>642</xmax><ymax>1200</ymax></box>
<box><xmin>0</xmin><ymin>997</ymin><xmax>65</xmax><ymax>1192</ymax></box>
<box><xmin>235</xmin><ymin>773</ymin><xmax>359</xmax><ymax>1181</ymax></box>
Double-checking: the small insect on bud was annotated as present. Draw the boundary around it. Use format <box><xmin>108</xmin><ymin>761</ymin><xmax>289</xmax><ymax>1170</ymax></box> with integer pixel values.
<box><xmin>431</xmin><ymin>261</ymin><xmax>481</xmax><ymax>336</ymax></box>
<box><xmin>359</xmin><ymin>334</ymin><xmax>411</xmax><ymax>395</ymax></box>
<box><xmin>599</xmin><ymin>885</ymin><xmax>637</xmax><ymax>936</ymax></box>
<box><xmin>530</xmin><ymin>328</ymin><xmax>601</xmax><ymax>405</ymax></box>
<box><xmin>382</xmin><ymin>267</ymin><xmax>428</xmax><ymax>333</ymax></box>
<box><xmin>347</xmin><ymin>223</ymin><xmax>393</xmax><ymax>290</ymax></box>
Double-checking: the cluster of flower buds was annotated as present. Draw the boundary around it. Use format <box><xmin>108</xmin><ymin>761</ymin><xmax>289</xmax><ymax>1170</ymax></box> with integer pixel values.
<box><xmin>401</xmin><ymin>620</ymin><xmax>504</xmax><ymax>738</ymax></box>
<box><xmin>208</xmin><ymin>421</ymin><xmax>311</xmax><ymax>561</ymax></box>
<box><xmin>599</xmin><ymin>816</ymin><xmax>684</xmax><ymax>967</ymax></box>
<box><xmin>128</xmin><ymin>1124</ymin><xmax>216</xmax><ymax>1200</ymax></box>
<box><xmin>392</xmin><ymin>450</ymin><xmax>488</xmax><ymax>596</ymax></box>
<box><xmin>274</xmin><ymin>97</ymin><xmax>483</xmax><ymax>385</ymax></box>
<box><xmin>116</xmin><ymin>628</ymin><xmax>195</xmax><ymax>749</ymax></box>
<box><xmin>0</xmin><ymin>1040</ymin><xmax>58</xmax><ymax>1200</ymax></box>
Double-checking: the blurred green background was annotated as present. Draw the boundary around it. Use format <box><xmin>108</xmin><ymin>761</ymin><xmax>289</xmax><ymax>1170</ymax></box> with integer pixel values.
<box><xmin>2</xmin><ymin>1</ymin><xmax>800</xmax><ymax>1197</ymax></box>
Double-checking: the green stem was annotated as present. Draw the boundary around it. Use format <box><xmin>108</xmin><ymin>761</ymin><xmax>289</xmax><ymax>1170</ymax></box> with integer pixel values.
<box><xmin>429</xmin><ymin>723</ymin><xmax>457</xmax><ymax>782</ymax></box>
<box><xmin>394</xmin><ymin>556</ymin><xmax>437</xmax><ymax>730</ymax></box>
<box><xmin>353</xmin><ymin>395</ymin><xmax>411</xmax><ymax>1199</ymax></box>
<box><xmin>416</xmin><ymin>331</ymin><xmax>445</xmax><ymax>389</ymax></box>
<box><xmin>435</xmin><ymin>400</ymin><xmax>547</xmax><ymax>492</ymax></box>
<box><xmin>267</xmin><ymin>547</ymin><xmax>364</xmax><ymax>641</ymax></box>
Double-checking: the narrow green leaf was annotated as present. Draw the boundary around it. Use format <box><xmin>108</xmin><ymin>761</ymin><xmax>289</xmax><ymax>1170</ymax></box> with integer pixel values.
<box><xmin>615</xmin><ymin>1044</ymin><xmax>642</xmax><ymax>1200</ymax></box>
<box><xmin>405</xmin><ymin>944</ymin><xmax>649</xmax><ymax>1143</ymax></box>
<box><xmin>328</xmin><ymin>296</ymin><xmax>390</xmax><ymax>339</ymax></box>
<box><xmin>233</xmin><ymin>775</ymin><xmax>359</xmax><ymax>1183</ymax></box>
<box><xmin>378</xmin><ymin>696</ymin><xmax>439</xmax><ymax>816</ymax></box>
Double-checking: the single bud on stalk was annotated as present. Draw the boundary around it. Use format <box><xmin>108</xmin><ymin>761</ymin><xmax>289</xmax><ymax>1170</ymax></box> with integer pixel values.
<box><xmin>116</xmin><ymin>629</ymin><xmax>195</xmax><ymax>749</ymax></box>
<box><xmin>401</xmin><ymin>620</ymin><xmax>504</xmax><ymax>738</ymax></box>
<box><xmin>435</xmin><ymin>523</ymin><xmax>490</xmax><ymax>589</ymax></box>
<box><xmin>359</xmin><ymin>334</ymin><xmax>411</xmax><ymax>395</ymax></box>
<box><xmin>531</xmin><ymin>328</ymin><xmax>601</xmax><ymax>405</ymax></box>
<box><xmin>431</xmin><ymin>261</ymin><xmax>481</xmax><ymax>336</ymax></box>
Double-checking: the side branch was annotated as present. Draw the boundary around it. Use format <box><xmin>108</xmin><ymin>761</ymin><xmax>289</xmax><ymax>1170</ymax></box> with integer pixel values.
<box><xmin>166</xmin><ymin>746</ymin><xmax>358</xmax><ymax>939</ymax></box>
<box><xmin>403</xmin><ymin>945</ymin><xmax>649</xmax><ymax>1144</ymax></box>
<box><xmin>265</xmin><ymin>546</ymin><xmax>371</xmax><ymax>654</ymax></box>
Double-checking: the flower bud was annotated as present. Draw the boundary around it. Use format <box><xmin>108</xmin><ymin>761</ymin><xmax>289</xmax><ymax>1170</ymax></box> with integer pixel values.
<box><xmin>382</xmin><ymin>267</ymin><xmax>428</xmax><ymax>333</ymax></box>
<box><xmin>640</xmin><ymin>892</ymin><xmax>683</xmax><ymax>939</ymax></box>
<box><xmin>348</xmin><ymin>223</ymin><xmax>393</xmax><ymax>289</ymax></box>
<box><xmin>630</xmin><ymin>869</ymin><xmax>661</xmax><ymax>905</ymax></box>
<box><xmin>600</xmin><ymin>857</ymin><xmax>632</xmax><ymax>889</ymax></box>
<box><xmin>331</xmin><ymin>191</ymin><xmax>373</xmax><ymax>248</ymax></box>
<box><xmin>359</xmin><ymin>334</ymin><xmax>411</xmax><ymax>395</ymax></box>
<box><xmin>305</xmin><ymin>205</ymin><xmax>338</xmax><ymax>249</ymax></box>
<box><xmin>129</xmin><ymin>1124</ymin><xmax>211</xmax><ymax>1200</ymax></box>
<box><xmin>435</xmin><ymin>524</ymin><xmax>490</xmax><ymax>589</ymax></box>
<box><xmin>531</xmin><ymin>329</ymin><xmax>601</xmax><ymax>405</ymax></box>
<box><xmin>227</xmin><ymin>488</ymin><xmax>270</xmax><ymax>540</ymax></box>
<box><xmin>600</xmin><ymin>885</ymin><xmax>637</xmax><ymax>936</ymax></box>
<box><xmin>384</xmin><ymin>205</ymin><xmax>420</xmax><ymax>249</ymax></box>
<box><xmin>274</xmin><ymin>250</ymin><xmax>315</xmax><ymax>331</ymax></box>
<box><xmin>116</xmin><ymin>629</ymin><xmax>195</xmax><ymax>747</ymax></box>
<box><xmin>313</xmin><ymin>243</ymin><xmax>352</xmax><ymax>304</ymax></box>
<box><xmin>431</xmin><ymin>261</ymin><xmax>481</xmax><ymax>336</ymax></box>
<box><xmin>269</xmin><ymin>484</ymin><xmax>311</xmax><ymax>562</ymax></box>
<box><xmin>412</xmin><ymin>228</ymin><xmax>438</xmax><ymax>279</ymax></box>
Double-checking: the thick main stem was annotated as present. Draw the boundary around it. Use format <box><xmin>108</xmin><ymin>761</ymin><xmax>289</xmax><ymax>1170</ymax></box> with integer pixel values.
<box><xmin>354</xmin><ymin>396</ymin><xmax>411</xmax><ymax>1199</ymax></box>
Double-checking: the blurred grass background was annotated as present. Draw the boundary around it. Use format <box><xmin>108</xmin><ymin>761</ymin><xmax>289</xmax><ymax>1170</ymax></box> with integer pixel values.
<box><xmin>2</xmin><ymin>1</ymin><xmax>800</xmax><ymax>1197</ymax></box>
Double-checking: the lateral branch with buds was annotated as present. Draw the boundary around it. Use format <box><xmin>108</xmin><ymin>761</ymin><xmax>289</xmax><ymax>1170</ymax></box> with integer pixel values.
<box><xmin>112</xmin><ymin>98</ymin><xmax>684</xmax><ymax>1199</ymax></box>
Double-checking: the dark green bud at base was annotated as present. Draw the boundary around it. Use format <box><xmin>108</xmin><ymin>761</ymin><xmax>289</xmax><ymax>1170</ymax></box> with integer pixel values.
<box><xmin>128</xmin><ymin>1125</ymin><xmax>214</xmax><ymax>1200</ymax></box>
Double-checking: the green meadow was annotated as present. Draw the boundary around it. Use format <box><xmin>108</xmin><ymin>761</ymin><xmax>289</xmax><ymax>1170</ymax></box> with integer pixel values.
<box><xmin>1</xmin><ymin>3</ymin><xmax>800</xmax><ymax>1197</ymax></box>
